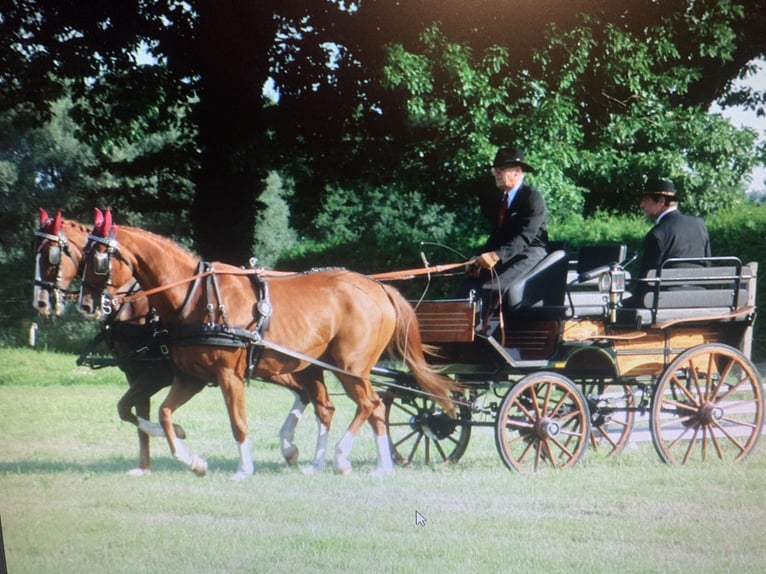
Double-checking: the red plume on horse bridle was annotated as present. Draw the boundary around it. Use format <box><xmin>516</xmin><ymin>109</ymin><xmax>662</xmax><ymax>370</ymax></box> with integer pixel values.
<box><xmin>38</xmin><ymin>208</ymin><xmax>62</xmax><ymax>235</ymax></box>
<box><xmin>93</xmin><ymin>207</ymin><xmax>115</xmax><ymax>238</ymax></box>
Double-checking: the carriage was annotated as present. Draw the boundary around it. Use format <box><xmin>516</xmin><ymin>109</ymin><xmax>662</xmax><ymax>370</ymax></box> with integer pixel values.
<box><xmin>374</xmin><ymin>244</ymin><xmax>763</xmax><ymax>472</ymax></box>
<box><xmin>35</xmin><ymin>209</ymin><xmax>763</xmax><ymax>476</ymax></box>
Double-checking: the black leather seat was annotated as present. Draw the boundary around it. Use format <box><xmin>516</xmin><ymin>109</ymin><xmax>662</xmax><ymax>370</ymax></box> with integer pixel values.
<box><xmin>504</xmin><ymin>249</ymin><xmax>568</xmax><ymax>309</ymax></box>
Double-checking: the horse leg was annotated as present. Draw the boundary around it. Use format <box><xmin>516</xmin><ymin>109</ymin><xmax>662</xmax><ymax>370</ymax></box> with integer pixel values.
<box><xmin>368</xmin><ymin>399</ymin><xmax>394</xmax><ymax>477</ymax></box>
<box><xmin>332</xmin><ymin>374</ymin><xmax>380</xmax><ymax>475</ymax></box>
<box><xmin>268</xmin><ymin>369</ymin><xmax>335</xmax><ymax>473</ymax></box>
<box><xmin>217</xmin><ymin>373</ymin><xmax>254</xmax><ymax>481</ymax></box>
<box><xmin>120</xmin><ymin>367</ymin><xmax>187</xmax><ymax>475</ymax></box>
<box><xmin>159</xmin><ymin>376</ymin><xmax>208</xmax><ymax>476</ymax></box>
<box><xmin>279</xmin><ymin>394</ymin><xmax>305</xmax><ymax>465</ymax></box>
<box><xmin>117</xmin><ymin>379</ymin><xmax>151</xmax><ymax>475</ymax></box>
<box><xmin>305</xmin><ymin>374</ymin><xmax>335</xmax><ymax>474</ymax></box>
<box><xmin>119</xmin><ymin>383</ymin><xmax>152</xmax><ymax>476</ymax></box>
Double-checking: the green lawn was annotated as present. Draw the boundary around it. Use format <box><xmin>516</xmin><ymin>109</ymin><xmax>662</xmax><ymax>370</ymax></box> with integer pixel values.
<box><xmin>1</xmin><ymin>348</ymin><xmax>766</xmax><ymax>573</ymax></box>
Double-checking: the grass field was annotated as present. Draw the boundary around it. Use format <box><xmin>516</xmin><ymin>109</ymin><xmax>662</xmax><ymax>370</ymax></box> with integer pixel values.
<box><xmin>2</xmin><ymin>348</ymin><xmax>766</xmax><ymax>573</ymax></box>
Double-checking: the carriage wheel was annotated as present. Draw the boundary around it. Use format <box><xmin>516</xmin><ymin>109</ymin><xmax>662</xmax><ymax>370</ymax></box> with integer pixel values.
<box><xmin>583</xmin><ymin>382</ymin><xmax>635</xmax><ymax>457</ymax></box>
<box><xmin>650</xmin><ymin>343</ymin><xmax>764</xmax><ymax>466</ymax></box>
<box><xmin>384</xmin><ymin>392</ymin><xmax>471</xmax><ymax>466</ymax></box>
<box><xmin>494</xmin><ymin>372</ymin><xmax>591</xmax><ymax>472</ymax></box>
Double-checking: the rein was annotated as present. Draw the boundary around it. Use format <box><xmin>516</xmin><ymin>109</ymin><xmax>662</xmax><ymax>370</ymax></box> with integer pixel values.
<box><xmin>109</xmin><ymin>261</ymin><xmax>471</xmax><ymax>306</ymax></box>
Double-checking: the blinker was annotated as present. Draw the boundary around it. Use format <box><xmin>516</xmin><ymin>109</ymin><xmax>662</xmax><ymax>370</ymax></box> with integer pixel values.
<box><xmin>47</xmin><ymin>245</ymin><xmax>61</xmax><ymax>266</ymax></box>
<box><xmin>93</xmin><ymin>251</ymin><xmax>111</xmax><ymax>276</ymax></box>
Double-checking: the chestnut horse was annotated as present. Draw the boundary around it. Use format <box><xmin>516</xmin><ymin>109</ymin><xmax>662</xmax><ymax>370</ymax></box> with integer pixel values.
<box><xmin>33</xmin><ymin>209</ymin><xmax>187</xmax><ymax>475</ymax></box>
<box><xmin>34</xmin><ymin>210</ymin><xmax>333</xmax><ymax>475</ymax></box>
<box><xmin>78</xmin><ymin>209</ymin><xmax>458</xmax><ymax>478</ymax></box>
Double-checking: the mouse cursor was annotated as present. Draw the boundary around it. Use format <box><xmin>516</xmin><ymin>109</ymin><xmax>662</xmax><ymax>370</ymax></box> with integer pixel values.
<box><xmin>415</xmin><ymin>511</ymin><xmax>427</xmax><ymax>527</ymax></box>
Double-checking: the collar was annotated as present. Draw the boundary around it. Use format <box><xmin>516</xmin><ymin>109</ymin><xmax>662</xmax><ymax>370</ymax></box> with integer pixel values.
<box><xmin>503</xmin><ymin>177</ymin><xmax>525</xmax><ymax>206</ymax></box>
<box><xmin>656</xmin><ymin>205</ymin><xmax>678</xmax><ymax>223</ymax></box>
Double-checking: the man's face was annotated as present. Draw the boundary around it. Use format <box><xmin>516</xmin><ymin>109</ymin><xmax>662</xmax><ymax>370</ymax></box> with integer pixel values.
<box><xmin>640</xmin><ymin>194</ymin><xmax>665</xmax><ymax>219</ymax></box>
<box><xmin>493</xmin><ymin>165</ymin><xmax>523</xmax><ymax>190</ymax></box>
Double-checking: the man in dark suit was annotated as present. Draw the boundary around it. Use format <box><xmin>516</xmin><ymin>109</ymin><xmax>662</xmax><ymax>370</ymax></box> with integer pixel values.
<box><xmin>637</xmin><ymin>178</ymin><xmax>711</xmax><ymax>277</ymax></box>
<box><xmin>625</xmin><ymin>178</ymin><xmax>711</xmax><ymax>305</ymax></box>
<box><xmin>460</xmin><ymin>146</ymin><xmax>548</xmax><ymax>310</ymax></box>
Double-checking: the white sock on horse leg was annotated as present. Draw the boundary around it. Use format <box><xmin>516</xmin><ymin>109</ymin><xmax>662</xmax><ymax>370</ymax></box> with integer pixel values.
<box><xmin>137</xmin><ymin>416</ymin><xmax>164</xmax><ymax>437</ymax></box>
<box><xmin>231</xmin><ymin>438</ymin><xmax>254</xmax><ymax>481</ymax></box>
<box><xmin>279</xmin><ymin>396</ymin><xmax>305</xmax><ymax>463</ymax></box>
<box><xmin>372</xmin><ymin>434</ymin><xmax>394</xmax><ymax>476</ymax></box>
<box><xmin>334</xmin><ymin>430</ymin><xmax>355</xmax><ymax>474</ymax></box>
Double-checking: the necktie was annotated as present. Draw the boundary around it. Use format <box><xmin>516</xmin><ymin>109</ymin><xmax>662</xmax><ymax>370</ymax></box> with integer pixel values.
<box><xmin>497</xmin><ymin>192</ymin><xmax>509</xmax><ymax>227</ymax></box>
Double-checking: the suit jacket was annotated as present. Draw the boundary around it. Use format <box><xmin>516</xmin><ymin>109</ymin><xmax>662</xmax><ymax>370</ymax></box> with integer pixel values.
<box><xmin>639</xmin><ymin>210</ymin><xmax>711</xmax><ymax>277</ymax></box>
<box><xmin>478</xmin><ymin>182</ymin><xmax>548</xmax><ymax>290</ymax></box>
<box><xmin>480</xmin><ymin>182</ymin><xmax>548</xmax><ymax>262</ymax></box>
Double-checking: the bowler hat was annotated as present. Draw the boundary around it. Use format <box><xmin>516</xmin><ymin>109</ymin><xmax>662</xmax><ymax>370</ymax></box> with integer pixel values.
<box><xmin>492</xmin><ymin>147</ymin><xmax>536</xmax><ymax>173</ymax></box>
<box><xmin>641</xmin><ymin>178</ymin><xmax>678</xmax><ymax>199</ymax></box>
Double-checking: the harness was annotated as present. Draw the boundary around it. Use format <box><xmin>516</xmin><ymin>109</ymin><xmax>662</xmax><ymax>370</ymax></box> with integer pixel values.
<box><xmin>33</xmin><ymin>228</ymin><xmax>82</xmax><ymax>307</ymax></box>
<box><xmin>79</xmin><ymin>231</ymin><xmax>472</xmax><ymax>403</ymax></box>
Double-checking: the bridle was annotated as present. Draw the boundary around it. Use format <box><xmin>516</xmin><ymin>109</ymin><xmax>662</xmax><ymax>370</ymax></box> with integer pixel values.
<box><xmin>33</xmin><ymin>226</ymin><xmax>83</xmax><ymax>314</ymax></box>
<box><xmin>80</xmin><ymin>230</ymin><xmax>134</xmax><ymax>316</ymax></box>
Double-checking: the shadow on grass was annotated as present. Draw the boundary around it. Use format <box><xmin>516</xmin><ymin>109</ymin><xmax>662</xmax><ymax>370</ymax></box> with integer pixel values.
<box><xmin>0</xmin><ymin>456</ymin><xmax>304</xmax><ymax>476</ymax></box>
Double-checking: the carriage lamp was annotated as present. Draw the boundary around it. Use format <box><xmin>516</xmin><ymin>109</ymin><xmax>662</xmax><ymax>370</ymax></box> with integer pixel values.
<box><xmin>599</xmin><ymin>266</ymin><xmax>626</xmax><ymax>322</ymax></box>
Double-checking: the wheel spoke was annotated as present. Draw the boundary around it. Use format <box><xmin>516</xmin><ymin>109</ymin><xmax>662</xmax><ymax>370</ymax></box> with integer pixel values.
<box><xmin>495</xmin><ymin>372</ymin><xmax>590</xmax><ymax>472</ymax></box>
<box><xmin>386</xmin><ymin>392</ymin><xmax>471</xmax><ymax>467</ymax></box>
<box><xmin>651</xmin><ymin>344</ymin><xmax>764</xmax><ymax>466</ymax></box>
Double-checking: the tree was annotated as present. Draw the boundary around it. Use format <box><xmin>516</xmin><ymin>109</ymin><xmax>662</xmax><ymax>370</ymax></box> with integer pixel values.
<box><xmin>380</xmin><ymin>10</ymin><xmax>763</xmax><ymax>219</ymax></box>
<box><xmin>251</xmin><ymin>172</ymin><xmax>297</xmax><ymax>268</ymax></box>
<box><xmin>1</xmin><ymin>0</ymin><xmax>764</xmax><ymax>258</ymax></box>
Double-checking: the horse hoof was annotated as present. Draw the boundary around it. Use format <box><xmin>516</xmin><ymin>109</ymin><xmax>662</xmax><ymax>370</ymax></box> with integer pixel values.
<box><xmin>127</xmin><ymin>467</ymin><xmax>150</xmax><ymax>477</ymax></box>
<box><xmin>191</xmin><ymin>457</ymin><xmax>208</xmax><ymax>477</ymax></box>
<box><xmin>230</xmin><ymin>470</ymin><xmax>252</xmax><ymax>481</ymax></box>
<box><xmin>283</xmin><ymin>446</ymin><xmax>299</xmax><ymax>466</ymax></box>
<box><xmin>333</xmin><ymin>462</ymin><xmax>352</xmax><ymax>476</ymax></box>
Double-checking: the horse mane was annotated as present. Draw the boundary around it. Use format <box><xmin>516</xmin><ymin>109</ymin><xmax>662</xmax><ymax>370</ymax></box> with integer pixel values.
<box><xmin>62</xmin><ymin>220</ymin><xmax>91</xmax><ymax>236</ymax></box>
<box><xmin>120</xmin><ymin>225</ymin><xmax>200</xmax><ymax>261</ymax></box>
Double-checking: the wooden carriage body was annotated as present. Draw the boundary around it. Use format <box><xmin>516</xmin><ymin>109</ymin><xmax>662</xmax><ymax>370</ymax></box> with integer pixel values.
<box><xmin>383</xmin><ymin>245</ymin><xmax>762</xmax><ymax>471</ymax></box>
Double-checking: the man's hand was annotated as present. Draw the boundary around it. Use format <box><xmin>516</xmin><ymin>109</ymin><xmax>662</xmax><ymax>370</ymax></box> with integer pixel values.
<box><xmin>476</xmin><ymin>251</ymin><xmax>500</xmax><ymax>269</ymax></box>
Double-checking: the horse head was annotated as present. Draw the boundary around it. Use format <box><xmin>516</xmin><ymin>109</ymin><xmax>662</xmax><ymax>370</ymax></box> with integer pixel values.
<box><xmin>78</xmin><ymin>208</ymin><xmax>134</xmax><ymax>318</ymax></box>
<box><xmin>33</xmin><ymin>208</ymin><xmax>83</xmax><ymax>316</ymax></box>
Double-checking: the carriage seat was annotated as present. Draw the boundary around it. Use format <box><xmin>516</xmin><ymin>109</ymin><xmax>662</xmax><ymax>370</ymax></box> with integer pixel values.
<box><xmin>504</xmin><ymin>249</ymin><xmax>568</xmax><ymax>310</ymax></box>
<box><xmin>566</xmin><ymin>244</ymin><xmax>629</xmax><ymax>317</ymax></box>
<box><xmin>619</xmin><ymin>258</ymin><xmax>754</xmax><ymax>326</ymax></box>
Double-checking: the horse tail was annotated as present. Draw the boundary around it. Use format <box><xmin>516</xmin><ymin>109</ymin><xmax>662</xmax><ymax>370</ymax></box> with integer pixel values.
<box><xmin>381</xmin><ymin>284</ymin><xmax>460</xmax><ymax>417</ymax></box>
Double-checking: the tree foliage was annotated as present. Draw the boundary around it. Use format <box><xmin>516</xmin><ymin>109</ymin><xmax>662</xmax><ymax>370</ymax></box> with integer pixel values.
<box><xmin>382</xmin><ymin>9</ymin><xmax>763</xmax><ymax>219</ymax></box>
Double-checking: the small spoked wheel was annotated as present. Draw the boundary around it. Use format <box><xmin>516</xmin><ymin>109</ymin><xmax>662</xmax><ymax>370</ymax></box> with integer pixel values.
<box><xmin>495</xmin><ymin>372</ymin><xmax>591</xmax><ymax>472</ymax></box>
<box><xmin>384</xmin><ymin>392</ymin><xmax>471</xmax><ymax>466</ymax></box>
<box><xmin>650</xmin><ymin>343</ymin><xmax>764</xmax><ymax>466</ymax></box>
<box><xmin>583</xmin><ymin>381</ymin><xmax>635</xmax><ymax>457</ymax></box>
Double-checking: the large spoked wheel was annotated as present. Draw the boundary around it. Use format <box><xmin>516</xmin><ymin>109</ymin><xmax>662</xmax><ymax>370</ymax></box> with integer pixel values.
<box><xmin>650</xmin><ymin>343</ymin><xmax>764</xmax><ymax>466</ymax></box>
<box><xmin>495</xmin><ymin>372</ymin><xmax>591</xmax><ymax>472</ymax></box>
<box><xmin>583</xmin><ymin>381</ymin><xmax>635</xmax><ymax>457</ymax></box>
<box><xmin>384</xmin><ymin>392</ymin><xmax>471</xmax><ymax>466</ymax></box>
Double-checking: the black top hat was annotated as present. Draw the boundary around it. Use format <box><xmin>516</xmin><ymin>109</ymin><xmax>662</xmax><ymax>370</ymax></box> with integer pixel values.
<box><xmin>641</xmin><ymin>178</ymin><xmax>678</xmax><ymax>199</ymax></box>
<box><xmin>492</xmin><ymin>147</ymin><xmax>536</xmax><ymax>173</ymax></box>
